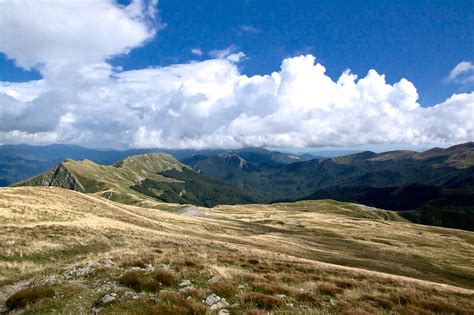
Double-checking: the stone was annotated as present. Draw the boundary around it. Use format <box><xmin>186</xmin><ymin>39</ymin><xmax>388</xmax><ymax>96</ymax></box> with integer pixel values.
<box><xmin>208</xmin><ymin>275</ymin><xmax>222</xmax><ymax>283</ymax></box>
<box><xmin>146</xmin><ymin>264</ymin><xmax>155</xmax><ymax>272</ymax></box>
<box><xmin>210</xmin><ymin>298</ymin><xmax>229</xmax><ymax>310</ymax></box>
<box><xmin>218</xmin><ymin>310</ymin><xmax>230</xmax><ymax>315</ymax></box>
<box><xmin>123</xmin><ymin>291</ymin><xmax>137</xmax><ymax>299</ymax></box>
<box><xmin>101</xmin><ymin>294</ymin><xmax>116</xmax><ymax>305</ymax></box>
<box><xmin>63</xmin><ymin>264</ymin><xmax>96</xmax><ymax>279</ymax></box>
<box><xmin>179</xmin><ymin>286</ymin><xmax>194</xmax><ymax>295</ymax></box>
<box><xmin>92</xmin><ymin>307</ymin><xmax>101</xmax><ymax>314</ymax></box>
<box><xmin>204</xmin><ymin>293</ymin><xmax>221</xmax><ymax>306</ymax></box>
<box><xmin>179</xmin><ymin>280</ymin><xmax>192</xmax><ymax>287</ymax></box>
<box><xmin>237</xmin><ymin>284</ymin><xmax>247</xmax><ymax>289</ymax></box>
<box><xmin>229</xmin><ymin>303</ymin><xmax>239</xmax><ymax>309</ymax></box>
<box><xmin>103</xmin><ymin>258</ymin><xmax>114</xmax><ymax>267</ymax></box>
<box><xmin>286</xmin><ymin>303</ymin><xmax>294</xmax><ymax>308</ymax></box>
<box><xmin>44</xmin><ymin>276</ymin><xmax>61</xmax><ymax>286</ymax></box>
<box><xmin>276</xmin><ymin>294</ymin><xmax>287</xmax><ymax>299</ymax></box>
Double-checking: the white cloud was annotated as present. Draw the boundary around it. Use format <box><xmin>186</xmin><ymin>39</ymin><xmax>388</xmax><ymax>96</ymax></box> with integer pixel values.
<box><xmin>0</xmin><ymin>2</ymin><xmax>473</xmax><ymax>149</ymax></box>
<box><xmin>209</xmin><ymin>45</ymin><xmax>245</xmax><ymax>62</ymax></box>
<box><xmin>0</xmin><ymin>0</ymin><xmax>158</xmax><ymax>70</ymax></box>
<box><xmin>240</xmin><ymin>25</ymin><xmax>260</xmax><ymax>33</ymax></box>
<box><xmin>191</xmin><ymin>48</ymin><xmax>203</xmax><ymax>56</ymax></box>
<box><xmin>3</xmin><ymin>53</ymin><xmax>473</xmax><ymax>149</ymax></box>
<box><xmin>447</xmin><ymin>61</ymin><xmax>474</xmax><ymax>84</ymax></box>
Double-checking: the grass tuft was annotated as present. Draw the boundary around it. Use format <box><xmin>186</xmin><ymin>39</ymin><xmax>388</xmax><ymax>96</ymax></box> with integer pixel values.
<box><xmin>243</xmin><ymin>292</ymin><xmax>285</xmax><ymax>309</ymax></box>
<box><xmin>160</xmin><ymin>291</ymin><xmax>207</xmax><ymax>314</ymax></box>
<box><xmin>121</xmin><ymin>255</ymin><xmax>153</xmax><ymax>268</ymax></box>
<box><xmin>6</xmin><ymin>286</ymin><xmax>55</xmax><ymax>311</ymax></box>
<box><xmin>318</xmin><ymin>282</ymin><xmax>343</xmax><ymax>296</ymax></box>
<box><xmin>154</xmin><ymin>269</ymin><xmax>177</xmax><ymax>286</ymax></box>
<box><xmin>210</xmin><ymin>280</ymin><xmax>236</xmax><ymax>298</ymax></box>
<box><xmin>119</xmin><ymin>270</ymin><xmax>160</xmax><ymax>292</ymax></box>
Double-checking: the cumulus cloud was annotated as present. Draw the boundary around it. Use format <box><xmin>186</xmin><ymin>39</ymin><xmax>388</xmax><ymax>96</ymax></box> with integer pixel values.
<box><xmin>0</xmin><ymin>0</ymin><xmax>158</xmax><ymax>70</ymax></box>
<box><xmin>191</xmin><ymin>48</ymin><xmax>203</xmax><ymax>56</ymax></box>
<box><xmin>447</xmin><ymin>61</ymin><xmax>474</xmax><ymax>84</ymax></box>
<box><xmin>2</xmin><ymin>54</ymin><xmax>473</xmax><ymax>149</ymax></box>
<box><xmin>0</xmin><ymin>2</ymin><xmax>473</xmax><ymax>149</ymax></box>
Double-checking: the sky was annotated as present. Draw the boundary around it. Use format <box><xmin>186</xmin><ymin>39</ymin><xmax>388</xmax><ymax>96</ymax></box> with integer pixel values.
<box><xmin>0</xmin><ymin>0</ymin><xmax>473</xmax><ymax>150</ymax></box>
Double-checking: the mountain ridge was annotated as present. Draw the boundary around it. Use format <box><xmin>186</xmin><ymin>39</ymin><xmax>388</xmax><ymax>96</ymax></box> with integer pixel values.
<box><xmin>14</xmin><ymin>153</ymin><xmax>262</xmax><ymax>207</ymax></box>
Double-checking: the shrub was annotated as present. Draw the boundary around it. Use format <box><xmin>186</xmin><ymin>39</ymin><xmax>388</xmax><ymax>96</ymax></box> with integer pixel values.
<box><xmin>154</xmin><ymin>269</ymin><xmax>176</xmax><ymax>286</ymax></box>
<box><xmin>334</xmin><ymin>278</ymin><xmax>355</xmax><ymax>289</ymax></box>
<box><xmin>318</xmin><ymin>283</ymin><xmax>343</xmax><ymax>296</ymax></box>
<box><xmin>179</xmin><ymin>286</ymin><xmax>206</xmax><ymax>299</ymax></box>
<box><xmin>291</xmin><ymin>290</ymin><xmax>318</xmax><ymax>304</ymax></box>
<box><xmin>250</xmin><ymin>282</ymin><xmax>290</xmax><ymax>295</ymax></box>
<box><xmin>210</xmin><ymin>280</ymin><xmax>235</xmax><ymax>298</ymax></box>
<box><xmin>160</xmin><ymin>291</ymin><xmax>206</xmax><ymax>315</ymax></box>
<box><xmin>121</xmin><ymin>255</ymin><xmax>153</xmax><ymax>268</ymax></box>
<box><xmin>161</xmin><ymin>291</ymin><xmax>186</xmax><ymax>305</ymax></box>
<box><xmin>360</xmin><ymin>294</ymin><xmax>393</xmax><ymax>309</ymax></box>
<box><xmin>120</xmin><ymin>270</ymin><xmax>160</xmax><ymax>292</ymax></box>
<box><xmin>6</xmin><ymin>286</ymin><xmax>54</xmax><ymax>310</ymax></box>
<box><xmin>184</xmin><ymin>259</ymin><xmax>198</xmax><ymax>267</ymax></box>
<box><xmin>185</xmin><ymin>300</ymin><xmax>207</xmax><ymax>315</ymax></box>
<box><xmin>243</xmin><ymin>292</ymin><xmax>284</xmax><ymax>310</ymax></box>
<box><xmin>279</xmin><ymin>273</ymin><xmax>306</xmax><ymax>283</ymax></box>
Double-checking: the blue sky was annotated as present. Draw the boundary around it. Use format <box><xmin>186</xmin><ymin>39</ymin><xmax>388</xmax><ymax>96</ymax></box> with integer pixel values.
<box><xmin>0</xmin><ymin>0</ymin><xmax>473</xmax><ymax>149</ymax></box>
<box><xmin>3</xmin><ymin>0</ymin><xmax>472</xmax><ymax>106</ymax></box>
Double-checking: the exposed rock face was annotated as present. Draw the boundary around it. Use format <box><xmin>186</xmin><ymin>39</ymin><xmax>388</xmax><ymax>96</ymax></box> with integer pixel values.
<box><xmin>15</xmin><ymin>162</ymin><xmax>84</xmax><ymax>192</ymax></box>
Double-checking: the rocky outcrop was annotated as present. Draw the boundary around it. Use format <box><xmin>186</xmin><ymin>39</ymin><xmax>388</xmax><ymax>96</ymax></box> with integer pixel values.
<box><xmin>14</xmin><ymin>162</ymin><xmax>84</xmax><ymax>192</ymax></box>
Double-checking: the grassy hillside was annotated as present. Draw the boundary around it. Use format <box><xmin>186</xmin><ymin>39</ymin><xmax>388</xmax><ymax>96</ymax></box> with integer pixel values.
<box><xmin>1</xmin><ymin>187</ymin><xmax>473</xmax><ymax>313</ymax></box>
<box><xmin>14</xmin><ymin>153</ymin><xmax>261</xmax><ymax>206</ymax></box>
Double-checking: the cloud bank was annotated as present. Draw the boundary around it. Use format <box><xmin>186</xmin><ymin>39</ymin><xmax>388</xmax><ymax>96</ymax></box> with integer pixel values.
<box><xmin>0</xmin><ymin>1</ymin><xmax>473</xmax><ymax>149</ymax></box>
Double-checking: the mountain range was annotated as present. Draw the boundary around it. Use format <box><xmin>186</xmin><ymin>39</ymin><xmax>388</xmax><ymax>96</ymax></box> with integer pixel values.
<box><xmin>0</xmin><ymin>144</ymin><xmax>315</xmax><ymax>186</ymax></box>
<box><xmin>3</xmin><ymin>142</ymin><xmax>474</xmax><ymax>230</ymax></box>
<box><xmin>13</xmin><ymin>153</ymin><xmax>261</xmax><ymax>207</ymax></box>
<box><xmin>184</xmin><ymin>142</ymin><xmax>474</xmax><ymax>230</ymax></box>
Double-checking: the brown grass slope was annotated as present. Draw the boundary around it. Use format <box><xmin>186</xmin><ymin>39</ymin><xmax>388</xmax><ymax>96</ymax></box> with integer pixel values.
<box><xmin>0</xmin><ymin>187</ymin><xmax>473</xmax><ymax>314</ymax></box>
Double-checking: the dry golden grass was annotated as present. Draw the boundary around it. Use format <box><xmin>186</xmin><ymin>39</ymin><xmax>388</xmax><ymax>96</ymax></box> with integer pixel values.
<box><xmin>0</xmin><ymin>186</ymin><xmax>473</xmax><ymax>314</ymax></box>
